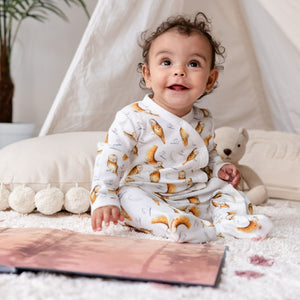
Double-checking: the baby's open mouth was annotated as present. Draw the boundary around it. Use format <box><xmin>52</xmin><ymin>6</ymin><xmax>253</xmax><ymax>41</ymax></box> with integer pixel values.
<box><xmin>168</xmin><ymin>84</ymin><xmax>188</xmax><ymax>91</ymax></box>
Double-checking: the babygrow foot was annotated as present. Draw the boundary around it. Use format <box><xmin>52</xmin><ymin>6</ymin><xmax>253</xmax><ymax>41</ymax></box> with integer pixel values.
<box><xmin>215</xmin><ymin>214</ymin><xmax>272</xmax><ymax>239</ymax></box>
<box><xmin>169</xmin><ymin>216</ymin><xmax>217</xmax><ymax>243</ymax></box>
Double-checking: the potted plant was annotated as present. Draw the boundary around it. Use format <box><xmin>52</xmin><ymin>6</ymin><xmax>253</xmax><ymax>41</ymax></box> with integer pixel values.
<box><xmin>0</xmin><ymin>0</ymin><xmax>89</xmax><ymax>147</ymax></box>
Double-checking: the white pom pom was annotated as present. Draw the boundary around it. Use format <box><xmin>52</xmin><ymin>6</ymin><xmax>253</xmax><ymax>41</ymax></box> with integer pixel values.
<box><xmin>35</xmin><ymin>186</ymin><xmax>64</xmax><ymax>215</ymax></box>
<box><xmin>0</xmin><ymin>183</ymin><xmax>10</xmax><ymax>211</ymax></box>
<box><xmin>9</xmin><ymin>185</ymin><xmax>36</xmax><ymax>214</ymax></box>
<box><xmin>64</xmin><ymin>185</ymin><xmax>90</xmax><ymax>214</ymax></box>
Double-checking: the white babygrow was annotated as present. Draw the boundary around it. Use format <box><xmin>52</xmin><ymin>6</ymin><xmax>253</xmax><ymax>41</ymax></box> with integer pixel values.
<box><xmin>91</xmin><ymin>95</ymin><xmax>272</xmax><ymax>243</ymax></box>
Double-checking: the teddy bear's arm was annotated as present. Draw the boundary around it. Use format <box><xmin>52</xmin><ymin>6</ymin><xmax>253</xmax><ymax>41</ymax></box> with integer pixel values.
<box><xmin>238</xmin><ymin>164</ymin><xmax>264</xmax><ymax>189</ymax></box>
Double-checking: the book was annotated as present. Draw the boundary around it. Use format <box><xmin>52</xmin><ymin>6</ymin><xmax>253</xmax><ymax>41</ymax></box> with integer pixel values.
<box><xmin>0</xmin><ymin>227</ymin><xmax>227</xmax><ymax>287</ymax></box>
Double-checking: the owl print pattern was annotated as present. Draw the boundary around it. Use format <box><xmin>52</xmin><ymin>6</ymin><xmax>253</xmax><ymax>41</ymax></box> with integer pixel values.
<box><xmin>91</xmin><ymin>95</ymin><xmax>272</xmax><ymax>242</ymax></box>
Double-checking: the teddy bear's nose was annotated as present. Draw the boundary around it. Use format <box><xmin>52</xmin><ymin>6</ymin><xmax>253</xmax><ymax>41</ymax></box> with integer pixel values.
<box><xmin>223</xmin><ymin>148</ymin><xmax>232</xmax><ymax>156</ymax></box>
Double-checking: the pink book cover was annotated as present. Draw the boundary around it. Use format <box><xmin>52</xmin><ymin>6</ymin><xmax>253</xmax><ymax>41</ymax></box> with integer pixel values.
<box><xmin>0</xmin><ymin>227</ymin><xmax>227</xmax><ymax>287</ymax></box>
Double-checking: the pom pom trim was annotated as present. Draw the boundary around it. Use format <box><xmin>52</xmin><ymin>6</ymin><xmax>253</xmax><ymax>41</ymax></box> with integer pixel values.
<box><xmin>0</xmin><ymin>182</ymin><xmax>91</xmax><ymax>215</ymax></box>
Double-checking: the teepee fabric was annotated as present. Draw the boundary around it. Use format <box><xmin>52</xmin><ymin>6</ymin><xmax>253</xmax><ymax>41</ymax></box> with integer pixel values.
<box><xmin>240</xmin><ymin>0</ymin><xmax>300</xmax><ymax>133</ymax></box>
<box><xmin>40</xmin><ymin>0</ymin><xmax>300</xmax><ymax>136</ymax></box>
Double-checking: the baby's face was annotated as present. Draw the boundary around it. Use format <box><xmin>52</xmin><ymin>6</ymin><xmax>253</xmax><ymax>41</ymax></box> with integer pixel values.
<box><xmin>142</xmin><ymin>29</ymin><xmax>218</xmax><ymax>117</ymax></box>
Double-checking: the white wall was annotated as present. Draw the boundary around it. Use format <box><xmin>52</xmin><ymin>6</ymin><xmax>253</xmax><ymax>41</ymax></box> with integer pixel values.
<box><xmin>11</xmin><ymin>1</ymin><xmax>98</xmax><ymax>135</ymax></box>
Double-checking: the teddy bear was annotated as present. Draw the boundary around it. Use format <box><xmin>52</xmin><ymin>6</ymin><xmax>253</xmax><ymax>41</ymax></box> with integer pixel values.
<box><xmin>214</xmin><ymin>127</ymin><xmax>268</xmax><ymax>205</ymax></box>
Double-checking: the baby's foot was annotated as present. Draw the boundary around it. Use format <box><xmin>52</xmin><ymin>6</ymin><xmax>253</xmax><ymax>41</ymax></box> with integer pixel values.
<box><xmin>215</xmin><ymin>214</ymin><xmax>272</xmax><ymax>239</ymax></box>
<box><xmin>169</xmin><ymin>216</ymin><xmax>217</xmax><ymax>243</ymax></box>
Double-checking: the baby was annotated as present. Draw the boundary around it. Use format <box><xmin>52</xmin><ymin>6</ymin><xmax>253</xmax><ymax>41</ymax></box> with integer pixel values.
<box><xmin>90</xmin><ymin>12</ymin><xmax>272</xmax><ymax>243</ymax></box>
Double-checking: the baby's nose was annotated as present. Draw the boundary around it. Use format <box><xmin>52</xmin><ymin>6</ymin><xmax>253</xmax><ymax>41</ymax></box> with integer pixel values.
<box><xmin>174</xmin><ymin>72</ymin><xmax>185</xmax><ymax>77</ymax></box>
<box><xmin>174</xmin><ymin>66</ymin><xmax>185</xmax><ymax>77</ymax></box>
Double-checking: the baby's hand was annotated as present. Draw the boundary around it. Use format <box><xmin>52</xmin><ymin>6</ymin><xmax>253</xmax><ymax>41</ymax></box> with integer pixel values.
<box><xmin>218</xmin><ymin>164</ymin><xmax>240</xmax><ymax>188</ymax></box>
<box><xmin>91</xmin><ymin>205</ymin><xmax>124</xmax><ymax>232</ymax></box>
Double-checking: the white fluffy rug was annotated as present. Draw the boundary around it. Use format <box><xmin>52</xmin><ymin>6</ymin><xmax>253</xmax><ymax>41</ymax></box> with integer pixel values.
<box><xmin>1</xmin><ymin>199</ymin><xmax>299</xmax><ymax>300</ymax></box>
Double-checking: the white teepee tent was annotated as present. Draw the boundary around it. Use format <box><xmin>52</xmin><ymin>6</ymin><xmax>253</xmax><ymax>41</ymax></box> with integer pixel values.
<box><xmin>40</xmin><ymin>0</ymin><xmax>300</xmax><ymax>136</ymax></box>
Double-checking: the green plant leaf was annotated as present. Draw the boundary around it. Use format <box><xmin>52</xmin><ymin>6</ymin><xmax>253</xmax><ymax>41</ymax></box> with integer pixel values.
<box><xmin>0</xmin><ymin>0</ymin><xmax>90</xmax><ymax>58</ymax></box>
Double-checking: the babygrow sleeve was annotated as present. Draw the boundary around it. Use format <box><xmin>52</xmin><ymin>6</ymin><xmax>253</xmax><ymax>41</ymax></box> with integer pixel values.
<box><xmin>208</xmin><ymin>147</ymin><xmax>227</xmax><ymax>178</ymax></box>
<box><xmin>90</xmin><ymin>110</ymin><xmax>138</xmax><ymax>213</ymax></box>
<box><xmin>203</xmin><ymin>114</ymin><xmax>227</xmax><ymax>178</ymax></box>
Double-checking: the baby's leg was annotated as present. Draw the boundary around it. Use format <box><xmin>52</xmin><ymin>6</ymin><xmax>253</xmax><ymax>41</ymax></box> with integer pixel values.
<box><xmin>119</xmin><ymin>186</ymin><xmax>217</xmax><ymax>243</ymax></box>
<box><xmin>209</xmin><ymin>185</ymin><xmax>272</xmax><ymax>239</ymax></box>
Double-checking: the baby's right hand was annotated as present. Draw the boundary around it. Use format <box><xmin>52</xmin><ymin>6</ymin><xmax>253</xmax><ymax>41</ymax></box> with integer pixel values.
<box><xmin>91</xmin><ymin>205</ymin><xmax>125</xmax><ymax>232</ymax></box>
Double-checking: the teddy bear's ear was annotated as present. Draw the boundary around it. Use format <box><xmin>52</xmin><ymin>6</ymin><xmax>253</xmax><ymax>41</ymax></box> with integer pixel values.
<box><xmin>239</xmin><ymin>128</ymin><xmax>249</xmax><ymax>141</ymax></box>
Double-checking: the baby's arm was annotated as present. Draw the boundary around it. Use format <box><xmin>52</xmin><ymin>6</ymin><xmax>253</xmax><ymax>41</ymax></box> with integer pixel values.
<box><xmin>201</xmin><ymin>113</ymin><xmax>239</xmax><ymax>187</ymax></box>
<box><xmin>92</xmin><ymin>205</ymin><xmax>125</xmax><ymax>231</ymax></box>
<box><xmin>91</xmin><ymin>109</ymin><xmax>137</xmax><ymax>231</ymax></box>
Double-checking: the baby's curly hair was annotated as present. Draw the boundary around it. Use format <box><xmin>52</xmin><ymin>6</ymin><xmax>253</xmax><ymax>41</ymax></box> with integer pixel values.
<box><xmin>137</xmin><ymin>12</ymin><xmax>225</xmax><ymax>93</ymax></box>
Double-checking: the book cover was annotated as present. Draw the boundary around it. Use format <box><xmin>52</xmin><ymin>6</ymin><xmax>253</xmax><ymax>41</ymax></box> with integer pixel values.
<box><xmin>0</xmin><ymin>227</ymin><xmax>226</xmax><ymax>287</ymax></box>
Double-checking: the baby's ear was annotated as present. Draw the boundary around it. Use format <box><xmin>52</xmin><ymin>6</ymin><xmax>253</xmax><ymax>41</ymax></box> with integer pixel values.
<box><xmin>142</xmin><ymin>64</ymin><xmax>152</xmax><ymax>89</ymax></box>
<box><xmin>205</xmin><ymin>69</ymin><xmax>219</xmax><ymax>92</ymax></box>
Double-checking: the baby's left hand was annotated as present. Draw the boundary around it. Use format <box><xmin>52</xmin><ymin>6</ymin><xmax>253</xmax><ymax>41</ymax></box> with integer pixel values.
<box><xmin>218</xmin><ymin>164</ymin><xmax>240</xmax><ymax>188</ymax></box>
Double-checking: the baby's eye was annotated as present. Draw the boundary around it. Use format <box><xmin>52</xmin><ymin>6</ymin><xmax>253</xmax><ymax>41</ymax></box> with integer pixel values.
<box><xmin>161</xmin><ymin>60</ymin><xmax>171</xmax><ymax>66</ymax></box>
<box><xmin>188</xmin><ymin>61</ymin><xmax>200</xmax><ymax>68</ymax></box>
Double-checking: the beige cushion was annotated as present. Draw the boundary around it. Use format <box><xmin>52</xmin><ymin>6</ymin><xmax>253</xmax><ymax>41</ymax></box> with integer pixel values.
<box><xmin>0</xmin><ymin>132</ymin><xmax>106</xmax><ymax>193</ymax></box>
<box><xmin>0</xmin><ymin>130</ymin><xmax>299</xmax><ymax>203</ymax></box>
<box><xmin>241</xmin><ymin>130</ymin><xmax>300</xmax><ymax>201</ymax></box>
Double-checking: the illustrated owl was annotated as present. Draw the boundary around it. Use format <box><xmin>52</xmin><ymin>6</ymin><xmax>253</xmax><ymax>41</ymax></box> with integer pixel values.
<box><xmin>200</xmin><ymin>108</ymin><xmax>210</xmax><ymax>117</ymax></box>
<box><xmin>188</xmin><ymin>197</ymin><xmax>200</xmax><ymax>205</ymax></box>
<box><xmin>211</xmin><ymin>199</ymin><xmax>229</xmax><ymax>209</ymax></box>
<box><xmin>131</xmin><ymin>103</ymin><xmax>159</xmax><ymax>116</ymax></box>
<box><xmin>107</xmin><ymin>154</ymin><xmax>118</xmax><ymax>175</ymax></box>
<box><xmin>248</xmin><ymin>203</ymin><xmax>253</xmax><ymax>214</ymax></box>
<box><xmin>151</xmin><ymin>216</ymin><xmax>169</xmax><ymax>227</ymax></box>
<box><xmin>195</xmin><ymin>121</ymin><xmax>205</xmax><ymax>135</ymax></box>
<box><xmin>166</xmin><ymin>183</ymin><xmax>176</xmax><ymax>194</ymax></box>
<box><xmin>123</xmin><ymin>131</ymin><xmax>137</xmax><ymax>141</ymax></box>
<box><xmin>170</xmin><ymin>215</ymin><xmax>191</xmax><ymax>232</ymax></box>
<box><xmin>128</xmin><ymin>165</ymin><xmax>143</xmax><ymax>176</ymax></box>
<box><xmin>178</xmin><ymin>170</ymin><xmax>186</xmax><ymax>180</ymax></box>
<box><xmin>131</xmin><ymin>145</ymin><xmax>138</xmax><ymax>156</ymax></box>
<box><xmin>145</xmin><ymin>145</ymin><xmax>163</xmax><ymax>168</ymax></box>
<box><xmin>201</xmin><ymin>219</ymin><xmax>214</xmax><ymax>227</ymax></box>
<box><xmin>90</xmin><ymin>185</ymin><xmax>101</xmax><ymax>204</ymax></box>
<box><xmin>149</xmin><ymin>119</ymin><xmax>165</xmax><ymax>144</ymax></box>
<box><xmin>182</xmin><ymin>148</ymin><xmax>199</xmax><ymax>165</ymax></box>
<box><xmin>204</xmin><ymin>134</ymin><xmax>212</xmax><ymax>147</ymax></box>
<box><xmin>202</xmin><ymin>166</ymin><xmax>213</xmax><ymax>178</ymax></box>
<box><xmin>131</xmin><ymin>102</ymin><xmax>145</xmax><ymax>113</ymax></box>
<box><xmin>188</xmin><ymin>206</ymin><xmax>200</xmax><ymax>217</ymax></box>
<box><xmin>150</xmin><ymin>169</ymin><xmax>160</xmax><ymax>183</ymax></box>
<box><xmin>179</xmin><ymin>128</ymin><xmax>189</xmax><ymax>146</ymax></box>
<box><xmin>236</xmin><ymin>216</ymin><xmax>259</xmax><ymax>233</ymax></box>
